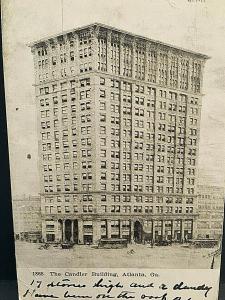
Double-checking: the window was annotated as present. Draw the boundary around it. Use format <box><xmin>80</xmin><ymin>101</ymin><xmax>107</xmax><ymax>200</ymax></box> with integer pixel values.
<box><xmin>100</xmin><ymin>102</ymin><xmax>106</xmax><ymax>110</ymax></box>
<box><xmin>101</xmin><ymin>205</ymin><xmax>107</xmax><ymax>213</ymax></box>
<box><xmin>101</xmin><ymin>161</ymin><xmax>106</xmax><ymax>169</ymax></box>
<box><xmin>100</xmin><ymin>77</ymin><xmax>105</xmax><ymax>85</ymax></box>
<box><xmin>70</xmin><ymin>51</ymin><xmax>74</xmax><ymax>61</ymax></box>
<box><xmin>65</xmin><ymin>206</ymin><xmax>70</xmax><ymax>213</ymax></box>
<box><xmin>100</xmin><ymin>90</ymin><xmax>106</xmax><ymax>98</ymax></box>
<box><xmin>101</xmin><ymin>195</ymin><xmax>106</xmax><ymax>202</ymax></box>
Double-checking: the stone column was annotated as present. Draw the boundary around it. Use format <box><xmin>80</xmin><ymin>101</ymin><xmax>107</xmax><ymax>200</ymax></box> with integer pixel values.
<box><xmin>152</xmin><ymin>220</ymin><xmax>155</xmax><ymax>242</ymax></box>
<box><xmin>192</xmin><ymin>219</ymin><xmax>197</xmax><ymax>240</ymax></box>
<box><xmin>180</xmin><ymin>219</ymin><xmax>184</xmax><ymax>243</ymax></box>
<box><xmin>119</xmin><ymin>220</ymin><xmax>123</xmax><ymax>239</ymax></box>
<box><xmin>130</xmin><ymin>220</ymin><xmax>134</xmax><ymax>243</ymax></box>
<box><xmin>41</xmin><ymin>219</ymin><xmax>46</xmax><ymax>242</ymax></box>
<box><xmin>171</xmin><ymin>220</ymin><xmax>175</xmax><ymax>242</ymax></box>
<box><xmin>93</xmin><ymin>219</ymin><xmax>101</xmax><ymax>244</ymax></box>
<box><xmin>62</xmin><ymin>220</ymin><xmax>66</xmax><ymax>242</ymax></box>
<box><xmin>131</xmin><ymin>39</ymin><xmax>137</xmax><ymax>79</ymax></box>
<box><xmin>162</xmin><ymin>220</ymin><xmax>166</xmax><ymax>240</ymax></box>
<box><xmin>71</xmin><ymin>220</ymin><xmax>74</xmax><ymax>243</ymax></box>
<box><xmin>143</xmin><ymin>42</ymin><xmax>148</xmax><ymax>81</ymax></box>
<box><xmin>188</xmin><ymin>57</ymin><xmax>193</xmax><ymax>93</ymax></box>
<box><xmin>78</xmin><ymin>219</ymin><xmax>84</xmax><ymax>244</ymax></box>
<box><xmin>107</xmin><ymin>220</ymin><xmax>111</xmax><ymax>239</ymax></box>
<box><xmin>91</xmin><ymin>25</ymin><xmax>99</xmax><ymax>71</ymax></box>
<box><xmin>199</xmin><ymin>60</ymin><xmax>205</xmax><ymax>94</ymax></box>
<box><xmin>106</xmin><ymin>30</ymin><xmax>112</xmax><ymax>73</ymax></box>
<box><xmin>56</xmin><ymin>220</ymin><xmax>61</xmax><ymax>242</ymax></box>
<box><xmin>120</xmin><ymin>34</ymin><xmax>125</xmax><ymax>76</ymax></box>
<box><xmin>167</xmin><ymin>50</ymin><xmax>172</xmax><ymax>88</ymax></box>
<box><xmin>177</xmin><ymin>53</ymin><xmax>182</xmax><ymax>90</ymax></box>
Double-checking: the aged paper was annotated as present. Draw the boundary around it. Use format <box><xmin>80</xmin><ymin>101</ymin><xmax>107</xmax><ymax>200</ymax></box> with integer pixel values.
<box><xmin>2</xmin><ymin>0</ymin><xmax>225</xmax><ymax>299</ymax></box>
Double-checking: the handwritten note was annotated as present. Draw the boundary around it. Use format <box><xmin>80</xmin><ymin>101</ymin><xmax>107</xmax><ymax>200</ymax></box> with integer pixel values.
<box><xmin>17</xmin><ymin>268</ymin><xmax>220</xmax><ymax>300</ymax></box>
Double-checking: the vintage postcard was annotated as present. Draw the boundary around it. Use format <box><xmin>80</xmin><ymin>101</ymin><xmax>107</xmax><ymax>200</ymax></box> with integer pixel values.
<box><xmin>2</xmin><ymin>0</ymin><xmax>225</xmax><ymax>299</ymax></box>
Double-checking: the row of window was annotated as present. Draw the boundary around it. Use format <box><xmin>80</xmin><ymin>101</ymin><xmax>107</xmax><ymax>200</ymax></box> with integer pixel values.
<box><xmin>42</xmin><ymin>153</ymin><xmax>197</xmax><ymax>173</ymax></box>
<box><xmin>36</xmin><ymin>52</ymin><xmax>201</xmax><ymax>93</ymax></box>
<box><xmin>38</xmin><ymin>80</ymin><xmax>198</xmax><ymax>102</ymax></box>
<box><xmin>44</xmin><ymin>204</ymin><xmax>194</xmax><ymax>214</ymax></box>
<box><xmin>43</xmin><ymin>170</ymin><xmax>194</xmax><ymax>185</ymax></box>
<box><xmin>43</xmin><ymin>183</ymin><xmax>194</xmax><ymax>194</ymax></box>
<box><xmin>43</xmin><ymin>161</ymin><xmax>195</xmax><ymax>175</ymax></box>
<box><xmin>46</xmin><ymin>218</ymin><xmax>193</xmax><ymax>231</ymax></box>
<box><xmin>45</xmin><ymin>194</ymin><xmax>194</xmax><ymax>204</ymax></box>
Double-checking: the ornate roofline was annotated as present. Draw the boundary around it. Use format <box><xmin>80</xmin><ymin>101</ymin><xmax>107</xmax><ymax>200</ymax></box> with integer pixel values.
<box><xmin>28</xmin><ymin>22</ymin><xmax>210</xmax><ymax>60</ymax></box>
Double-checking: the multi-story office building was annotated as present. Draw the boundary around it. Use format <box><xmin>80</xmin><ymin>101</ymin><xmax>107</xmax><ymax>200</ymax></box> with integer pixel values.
<box><xmin>30</xmin><ymin>23</ymin><xmax>209</xmax><ymax>244</ymax></box>
<box><xmin>13</xmin><ymin>196</ymin><xmax>41</xmax><ymax>241</ymax></box>
<box><xmin>197</xmin><ymin>185</ymin><xmax>224</xmax><ymax>241</ymax></box>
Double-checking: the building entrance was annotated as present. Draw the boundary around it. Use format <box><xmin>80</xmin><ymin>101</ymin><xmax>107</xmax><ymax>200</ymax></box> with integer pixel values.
<box><xmin>61</xmin><ymin>219</ymin><xmax>79</xmax><ymax>243</ymax></box>
<box><xmin>65</xmin><ymin>220</ymin><xmax>72</xmax><ymax>242</ymax></box>
<box><xmin>134</xmin><ymin>221</ymin><xmax>143</xmax><ymax>243</ymax></box>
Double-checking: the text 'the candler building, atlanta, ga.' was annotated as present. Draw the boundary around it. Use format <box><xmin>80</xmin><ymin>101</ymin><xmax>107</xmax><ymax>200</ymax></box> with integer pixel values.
<box><xmin>30</xmin><ymin>23</ymin><xmax>209</xmax><ymax>244</ymax></box>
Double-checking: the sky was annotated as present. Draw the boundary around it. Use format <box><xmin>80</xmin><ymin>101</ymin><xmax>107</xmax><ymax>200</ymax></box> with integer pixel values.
<box><xmin>2</xmin><ymin>0</ymin><xmax>225</xmax><ymax>197</ymax></box>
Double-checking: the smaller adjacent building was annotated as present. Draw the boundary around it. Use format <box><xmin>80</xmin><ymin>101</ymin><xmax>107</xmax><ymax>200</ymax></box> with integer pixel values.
<box><xmin>197</xmin><ymin>185</ymin><xmax>225</xmax><ymax>240</ymax></box>
<box><xmin>13</xmin><ymin>196</ymin><xmax>42</xmax><ymax>242</ymax></box>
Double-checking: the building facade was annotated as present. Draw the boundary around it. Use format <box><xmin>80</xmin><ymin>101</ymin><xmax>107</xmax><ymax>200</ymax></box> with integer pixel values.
<box><xmin>197</xmin><ymin>185</ymin><xmax>224</xmax><ymax>240</ymax></box>
<box><xmin>30</xmin><ymin>23</ymin><xmax>208</xmax><ymax>244</ymax></box>
<box><xmin>13</xmin><ymin>196</ymin><xmax>41</xmax><ymax>241</ymax></box>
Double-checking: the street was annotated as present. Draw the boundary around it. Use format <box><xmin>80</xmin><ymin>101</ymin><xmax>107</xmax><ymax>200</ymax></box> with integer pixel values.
<box><xmin>15</xmin><ymin>241</ymin><xmax>220</xmax><ymax>269</ymax></box>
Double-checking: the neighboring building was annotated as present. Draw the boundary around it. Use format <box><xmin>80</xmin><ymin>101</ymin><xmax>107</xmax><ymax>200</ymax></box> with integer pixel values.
<box><xmin>30</xmin><ymin>23</ymin><xmax>209</xmax><ymax>244</ymax></box>
<box><xmin>197</xmin><ymin>185</ymin><xmax>224</xmax><ymax>240</ymax></box>
<box><xmin>13</xmin><ymin>196</ymin><xmax>41</xmax><ymax>242</ymax></box>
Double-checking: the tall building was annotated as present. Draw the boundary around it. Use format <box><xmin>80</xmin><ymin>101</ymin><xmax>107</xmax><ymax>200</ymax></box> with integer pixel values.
<box><xmin>197</xmin><ymin>185</ymin><xmax>224</xmax><ymax>240</ymax></box>
<box><xmin>30</xmin><ymin>23</ymin><xmax>209</xmax><ymax>244</ymax></box>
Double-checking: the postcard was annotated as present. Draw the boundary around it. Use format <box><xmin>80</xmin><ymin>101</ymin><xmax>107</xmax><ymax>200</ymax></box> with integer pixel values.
<box><xmin>2</xmin><ymin>0</ymin><xmax>225</xmax><ymax>299</ymax></box>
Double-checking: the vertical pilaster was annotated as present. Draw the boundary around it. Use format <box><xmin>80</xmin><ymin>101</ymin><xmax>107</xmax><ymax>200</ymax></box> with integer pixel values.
<box><xmin>71</xmin><ymin>32</ymin><xmax>79</xmax><ymax>73</ymax></box>
<box><xmin>145</xmin><ymin>42</ymin><xmax>150</xmax><ymax>82</ymax></box>
<box><xmin>143</xmin><ymin>42</ymin><xmax>147</xmax><ymax>81</ymax></box>
<box><xmin>131</xmin><ymin>39</ymin><xmax>136</xmax><ymax>79</ymax></box>
<box><xmin>92</xmin><ymin>25</ymin><xmax>99</xmax><ymax>72</ymax></box>
<box><xmin>188</xmin><ymin>56</ymin><xmax>193</xmax><ymax>93</ymax></box>
<box><xmin>199</xmin><ymin>60</ymin><xmax>205</xmax><ymax>94</ymax></box>
<box><xmin>105</xmin><ymin>76</ymin><xmax>112</xmax><ymax>193</ymax></box>
<box><xmin>119</xmin><ymin>220</ymin><xmax>123</xmax><ymax>238</ymax></box>
<box><xmin>192</xmin><ymin>218</ymin><xmax>197</xmax><ymax>239</ymax></box>
<box><xmin>78</xmin><ymin>219</ymin><xmax>84</xmax><ymax>244</ymax></box>
<box><xmin>93</xmin><ymin>219</ymin><xmax>101</xmax><ymax>244</ymax></box>
<box><xmin>130</xmin><ymin>219</ymin><xmax>134</xmax><ymax>243</ymax></box>
<box><xmin>180</xmin><ymin>219</ymin><xmax>184</xmax><ymax>242</ymax></box>
<box><xmin>162</xmin><ymin>220</ymin><xmax>166</xmax><ymax>240</ymax></box>
<box><xmin>152</xmin><ymin>220</ymin><xmax>155</xmax><ymax>242</ymax></box>
<box><xmin>71</xmin><ymin>220</ymin><xmax>74</xmax><ymax>242</ymax></box>
<box><xmin>171</xmin><ymin>220</ymin><xmax>174</xmax><ymax>241</ymax></box>
<box><xmin>42</xmin><ymin>219</ymin><xmax>46</xmax><ymax>242</ymax></box>
<box><xmin>177</xmin><ymin>53</ymin><xmax>182</xmax><ymax>91</ymax></box>
<box><xmin>106</xmin><ymin>31</ymin><xmax>112</xmax><ymax>73</ymax></box>
<box><xmin>62</xmin><ymin>219</ymin><xmax>66</xmax><ymax>242</ymax></box>
<box><xmin>107</xmin><ymin>220</ymin><xmax>111</xmax><ymax>239</ymax></box>
<box><xmin>56</xmin><ymin>220</ymin><xmax>61</xmax><ymax>242</ymax></box>
<box><xmin>120</xmin><ymin>34</ymin><xmax>125</xmax><ymax>76</ymax></box>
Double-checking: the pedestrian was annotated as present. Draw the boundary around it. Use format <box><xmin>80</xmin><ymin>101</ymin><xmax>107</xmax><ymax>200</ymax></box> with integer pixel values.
<box><xmin>151</xmin><ymin>239</ymin><xmax>154</xmax><ymax>248</ymax></box>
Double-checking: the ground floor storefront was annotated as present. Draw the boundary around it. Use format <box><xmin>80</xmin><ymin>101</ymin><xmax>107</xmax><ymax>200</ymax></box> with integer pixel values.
<box><xmin>42</xmin><ymin>217</ymin><xmax>197</xmax><ymax>244</ymax></box>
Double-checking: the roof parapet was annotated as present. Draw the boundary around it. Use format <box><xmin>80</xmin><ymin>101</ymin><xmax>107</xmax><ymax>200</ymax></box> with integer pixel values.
<box><xmin>28</xmin><ymin>22</ymin><xmax>210</xmax><ymax>60</ymax></box>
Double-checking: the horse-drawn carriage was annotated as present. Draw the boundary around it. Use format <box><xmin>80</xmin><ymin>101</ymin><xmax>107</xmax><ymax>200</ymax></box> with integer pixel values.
<box><xmin>190</xmin><ymin>239</ymin><xmax>218</xmax><ymax>248</ymax></box>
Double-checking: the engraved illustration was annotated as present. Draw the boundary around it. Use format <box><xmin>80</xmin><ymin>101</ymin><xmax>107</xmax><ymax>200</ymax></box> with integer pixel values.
<box><xmin>11</xmin><ymin>22</ymin><xmax>224</xmax><ymax>269</ymax></box>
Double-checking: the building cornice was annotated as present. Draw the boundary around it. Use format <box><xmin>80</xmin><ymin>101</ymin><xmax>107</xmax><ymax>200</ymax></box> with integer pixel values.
<box><xmin>28</xmin><ymin>22</ymin><xmax>210</xmax><ymax>60</ymax></box>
